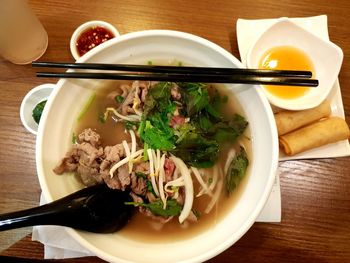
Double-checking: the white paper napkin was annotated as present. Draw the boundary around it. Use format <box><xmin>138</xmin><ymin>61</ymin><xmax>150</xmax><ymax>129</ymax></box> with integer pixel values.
<box><xmin>32</xmin><ymin>15</ymin><xmax>350</xmax><ymax>259</ymax></box>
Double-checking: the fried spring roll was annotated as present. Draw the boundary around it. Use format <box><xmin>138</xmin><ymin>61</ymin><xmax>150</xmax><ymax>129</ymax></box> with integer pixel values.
<box><xmin>275</xmin><ymin>100</ymin><xmax>331</xmax><ymax>136</ymax></box>
<box><xmin>279</xmin><ymin>117</ymin><xmax>350</xmax><ymax>156</ymax></box>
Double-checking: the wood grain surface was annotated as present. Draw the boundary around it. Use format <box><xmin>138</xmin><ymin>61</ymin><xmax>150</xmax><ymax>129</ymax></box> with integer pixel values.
<box><xmin>0</xmin><ymin>0</ymin><xmax>349</xmax><ymax>262</ymax></box>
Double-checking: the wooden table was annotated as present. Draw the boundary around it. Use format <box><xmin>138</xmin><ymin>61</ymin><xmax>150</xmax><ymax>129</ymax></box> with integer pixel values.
<box><xmin>1</xmin><ymin>0</ymin><xmax>349</xmax><ymax>262</ymax></box>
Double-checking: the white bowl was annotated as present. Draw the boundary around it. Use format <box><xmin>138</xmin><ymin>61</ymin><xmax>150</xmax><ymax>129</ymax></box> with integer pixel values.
<box><xmin>20</xmin><ymin>83</ymin><xmax>55</xmax><ymax>135</ymax></box>
<box><xmin>247</xmin><ymin>18</ymin><xmax>343</xmax><ymax>110</ymax></box>
<box><xmin>70</xmin><ymin>20</ymin><xmax>120</xmax><ymax>60</ymax></box>
<box><xmin>37</xmin><ymin>30</ymin><xmax>278</xmax><ymax>263</ymax></box>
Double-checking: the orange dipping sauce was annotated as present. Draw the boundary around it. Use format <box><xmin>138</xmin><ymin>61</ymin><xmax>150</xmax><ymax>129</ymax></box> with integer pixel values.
<box><xmin>258</xmin><ymin>46</ymin><xmax>315</xmax><ymax>99</ymax></box>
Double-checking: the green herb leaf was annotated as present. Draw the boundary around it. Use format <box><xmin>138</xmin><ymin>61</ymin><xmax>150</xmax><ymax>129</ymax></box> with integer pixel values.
<box><xmin>226</xmin><ymin>146</ymin><xmax>249</xmax><ymax>194</ymax></box>
<box><xmin>146</xmin><ymin>180</ymin><xmax>156</xmax><ymax>195</ymax></box>
<box><xmin>141</xmin><ymin>118</ymin><xmax>175</xmax><ymax>150</ymax></box>
<box><xmin>209</xmin><ymin>114</ymin><xmax>248</xmax><ymax>143</ymax></box>
<box><xmin>174</xmin><ymin>123</ymin><xmax>196</xmax><ymax>143</ymax></box>
<box><xmin>146</xmin><ymin>199</ymin><xmax>182</xmax><ymax>217</ymax></box>
<box><xmin>172</xmin><ymin>133</ymin><xmax>219</xmax><ymax>168</ymax></box>
<box><xmin>194</xmin><ymin>113</ymin><xmax>212</xmax><ymax>131</ymax></box>
<box><xmin>179</xmin><ymin>83</ymin><xmax>209</xmax><ymax>116</ymax></box>
<box><xmin>125</xmin><ymin>199</ymin><xmax>182</xmax><ymax>217</ymax></box>
<box><xmin>32</xmin><ymin>100</ymin><xmax>47</xmax><ymax>124</ymax></box>
<box><xmin>115</xmin><ymin>95</ymin><xmax>124</xmax><ymax>103</ymax></box>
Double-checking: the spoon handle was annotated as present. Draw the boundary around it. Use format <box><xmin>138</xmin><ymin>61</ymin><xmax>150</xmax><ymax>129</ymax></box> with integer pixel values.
<box><xmin>0</xmin><ymin>199</ymin><xmax>82</xmax><ymax>230</ymax></box>
<box><xmin>0</xmin><ymin>185</ymin><xmax>102</xmax><ymax>231</ymax></box>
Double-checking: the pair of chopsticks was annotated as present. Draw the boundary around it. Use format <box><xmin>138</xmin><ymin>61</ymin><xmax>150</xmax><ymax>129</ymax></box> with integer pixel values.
<box><xmin>32</xmin><ymin>62</ymin><xmax>318</xmax><ymax>87</ymax></box>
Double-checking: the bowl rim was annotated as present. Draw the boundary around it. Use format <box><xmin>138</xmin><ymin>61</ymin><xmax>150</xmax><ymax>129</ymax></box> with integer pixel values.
<box><xmin>246</xmin><ymin>17</ymin><xmax>343</xmax><ymax>111</ymax></box>
<box><xmin>70</xmin><ymin>20</ymin><xmax>120</xmax><ymax>60</ymax></box>
<box><xmin>37</xmin><ymin>29</ymin><xmax>279</xmax><ymax>263</ymax></box>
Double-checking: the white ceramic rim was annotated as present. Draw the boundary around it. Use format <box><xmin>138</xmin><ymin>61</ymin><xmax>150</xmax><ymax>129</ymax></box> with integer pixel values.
<box><xmin>246</xmin><ymin>17</ymin><xmax>343</xmax><ymax>110</ymax></box>
<box><xmin>20</xmin><ymin>83</ymin><xmax>55</xmax><ymax>135</ymax></box>
<box><xmin>70</xmin><ymin>20</ymin><xmax>120</xmax><ymax>60</ymax></box>
<box><xmin>37</xmin><ymin>30</ymin><xmax>279</xmax><ymax>263</ymax></box>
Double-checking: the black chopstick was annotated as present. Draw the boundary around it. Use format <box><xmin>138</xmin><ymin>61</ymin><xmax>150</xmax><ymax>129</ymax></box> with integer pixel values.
<box><xmin>32</xmin><ymin>61</ymin><xmax>313</xmax><ymax>78</ymax></box>
<box><xmin>36</xmin><ymin>72</ymin><xmax>319</xmax><ymax>87</ymax></box>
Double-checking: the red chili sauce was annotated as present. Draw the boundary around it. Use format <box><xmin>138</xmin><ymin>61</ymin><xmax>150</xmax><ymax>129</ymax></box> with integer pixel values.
<box><xmin>76</xmin><ymin>26</ymin><xmax>115</xmax><ymax>56</ymax></box>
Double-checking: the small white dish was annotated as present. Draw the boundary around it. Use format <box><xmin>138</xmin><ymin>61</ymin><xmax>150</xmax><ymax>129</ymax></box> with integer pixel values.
<box><xmin>20</xmin><ymin>83</ymin><xmax>55</xmax><ymax>135</ymax></box>
<box><xmin>247</xmin><ymin>17</ymin><xmax>343</xmax><ymax>110</ymax></box>
<box><xmin>70</xmin><ymin>20</ymin><xmax>120</xmax><ymax>60</ymax></box>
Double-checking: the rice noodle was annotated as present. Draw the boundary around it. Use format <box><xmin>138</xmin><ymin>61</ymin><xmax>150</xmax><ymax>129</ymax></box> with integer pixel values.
<box><xmin>170</xmin><ymin>156</ymin><xmax>193</xmax><ymax>224</ymax></box>
<box><xmin>147</xmin><ymin>149</ymin><xmax>159</xmax><ymax>196</ymax></box>
<box><xmin>191</xmin><ymin>167</ymin><xmax>213</xmax><ymax>197</ymax></box>
<box><xmin>129</xmin><ymin>129</ymin><xmax>137</xmax><ymax>154</ymax></box>
<box><xmin>204</xmin><ymin>167</ymin><xmax>224</xmax><ymax>214</ymax></box>
<box><xmin>122</xmin><ymin>139</ymin><xmax>133</xmax><ymax>173</ymax></box>
<box><xmin>156</xmin><ymin>150</ymin><xmax>161</xmax><ymax>171</ymax></box>
<box><xmin>173</xmin><ymin>167</ymin><xmax>179</xmax><ymax>180</ymax></box>
<box><xmin>109</xmin><ymin>149</ymin><xmax>143</xmax><ymax>178</ymax></box>
<box><xmin>164</xmin><ymin>177</ymin><xmax>185</xmax><ymax>192</ymax></box>
<box><xmin>104</xmin><ymin>107</ymin><xmax>141</xmax><ymax>122</ymax></box>
<box><xmin>147</xmin><ymin>149</ymin><xmax>154</xmax><ymax>175</ymax></box>
<box><xmin>158</xmin><ymin>154</ymin><xmax>167</xmax><ymax>209</ymax></box>
<box><xmin>151</xmin><ymin>150</ymin><xmax>158</xmax><ymax>174</ymax></box>
<box><xmin>122</xmin><ymin>140</ymin><xmax>131</xmax><ymax>157</ymax></box>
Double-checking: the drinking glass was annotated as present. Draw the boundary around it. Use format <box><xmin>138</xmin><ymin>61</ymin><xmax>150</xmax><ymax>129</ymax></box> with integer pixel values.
<box><xmin>0</xmin><ymin>0</ymin><xmax>48</xmax><ymax>64</ymax></box>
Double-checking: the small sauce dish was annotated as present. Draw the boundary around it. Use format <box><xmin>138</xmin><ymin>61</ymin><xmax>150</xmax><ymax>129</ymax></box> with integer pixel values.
<box><xmin>70</xmin><ymin>20</ymin><xmax>120</xmax><ymax>60</ymax></box>
<box><xmin>247</xmin><ymin>18</ymin><xmax>343</xmax><ymax>110</ymax></box>
<box><xmin>20</xmin><ymin>83</ymin><xmax>55</xmax><ymax>135</ymax></box>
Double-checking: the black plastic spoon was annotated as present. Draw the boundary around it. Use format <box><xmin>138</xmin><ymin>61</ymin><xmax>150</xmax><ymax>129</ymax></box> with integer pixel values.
<box><xmin>0</xmin><ymin>184</ymin><xmax>134</xmax><ymax>233</ymax></box>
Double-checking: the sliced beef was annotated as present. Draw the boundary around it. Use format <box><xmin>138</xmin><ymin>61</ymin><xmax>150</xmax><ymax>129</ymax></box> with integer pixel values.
<box><xmin>77</xmin><ymin>142</ymin><xmax>103</xmax><ymax>166</ymax></box>
<box><xmin>102</xmin><ymin>169</ymin><xmax>122</xmax><ymax>189</ymax></box>
<box><xmin>53</xmin><ymin>148</ymin><xmax>79</xmax><ymax>175</ymax></box>
<box><xmin>106</xmin><ymin>84</ymin><xmax>129</xmax><ymax>104</ymax></box>
<box><xmin>100</xmin><ymin>144</ymin><xmax>124</xmax><ymax>171</ymax></box>
<box><xmin>77</xmin><ymin>128</ymin><xmax>101</xmax><ymax>147</ymax></box>
<box><xmin>117</xmin><ymin>164</ymin><xmax>130</xmax><ymax>190</ymax></box>
<box><xmin>120</xmin><ymin>81</ymin><xmax>150</xmax><ymax>115</ymax></box>
<box><xmin>134</xmin><ymin>162</ymin><xmax>150</xmax><ymax>174</ymax></box>
<box><xmin>77</xmin><ymin>164</ymin><xmax>103</xmax><ymax>186</ymax></box>
<box><xmin>53</xmin><ymin>134</ymin><xmax>103</xmax><ymax>180</ymax></box>
<box><xmin>164</xmin><ymin>158</ymin><xmax>176</xmax><ymax>182</ymax></box>
<box><xmin>131</xmin><ymin>172</ymin><xmax>147</xmax><ymax>195</ymax></box>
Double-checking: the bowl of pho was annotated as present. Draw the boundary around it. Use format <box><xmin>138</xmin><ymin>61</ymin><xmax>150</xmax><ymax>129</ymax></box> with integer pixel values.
<box><xmin>36</xmin><ymin>30</ymin><xmax>278</xmax><ymax>263</ymax></box>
